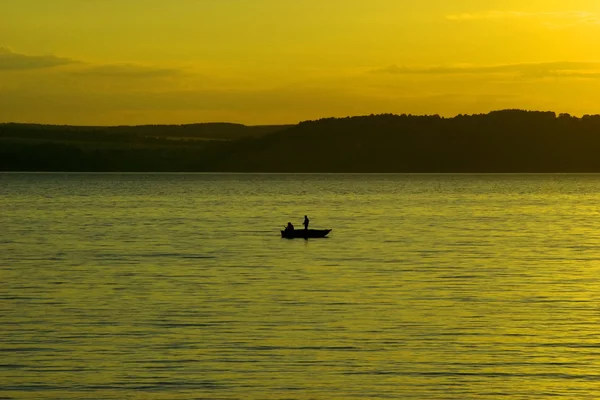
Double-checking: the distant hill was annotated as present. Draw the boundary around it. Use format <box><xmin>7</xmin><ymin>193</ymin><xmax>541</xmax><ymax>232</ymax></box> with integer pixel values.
<box><xmin>3</xmin><ymin>110</ymin><xmax>600</xmax><ymax>172</ymax></box>
<box><xmin>0</xmin><ymin>122</ymin><xmax>289</xmax><ymax>144</ymax></box>
<box><xmin>0</xmin><ymin>122</ymin><xmax>289</xmax><ymax>171</ymax></box>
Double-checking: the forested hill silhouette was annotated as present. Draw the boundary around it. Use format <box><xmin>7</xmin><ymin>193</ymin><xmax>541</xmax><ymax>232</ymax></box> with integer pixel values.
<box><xmin>3</xmin><ymin>109</ymin><xmax>600</xmax><ymax>172</ymax></box>
<box><xmin>208</xmin><ymin>110</ymin><xmax>600</xmax><ymax>172</ymax></box>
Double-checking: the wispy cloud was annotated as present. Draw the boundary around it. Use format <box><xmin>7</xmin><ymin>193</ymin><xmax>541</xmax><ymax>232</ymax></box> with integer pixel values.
<box><xmin>73</xmin><ymin>64</ymin><xmax>182</xmax><ymax>78</ymax></box>
<box><xmin>0</xmin><ymin>47</ymin><xmax>78</xmax><ymax>70</ymax></box>
<box><xmin>0</xmin><ymin>48</ymin><xmax>183</xmax><ymax>78</ymax></box>
<box><xmin>374</xmin><ymin>61</ymin><xmax>600</xmax><ymax>79</ymax></box>
<box><xmin>446</xmin><ymin>10</ymin><xmax>600</xmax><ymax>26</ymax></box>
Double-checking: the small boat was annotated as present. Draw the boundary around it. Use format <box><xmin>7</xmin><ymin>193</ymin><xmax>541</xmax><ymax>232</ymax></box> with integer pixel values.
<box><xmin>281</xmin><ymin>229</ymin><xmax>332</xmax><ymax>239</ymax></box>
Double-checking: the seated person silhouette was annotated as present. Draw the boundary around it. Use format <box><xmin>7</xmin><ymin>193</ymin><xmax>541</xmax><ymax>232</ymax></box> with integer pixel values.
<box><xmin>285</xmin><ymin>222</ymin><xmax>295</xmax><ymax>231</ymax></box>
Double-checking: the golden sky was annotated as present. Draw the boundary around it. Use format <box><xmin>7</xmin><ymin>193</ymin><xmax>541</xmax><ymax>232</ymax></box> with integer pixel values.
<box><xmin>1</xmin><ymin>0</ymin><xmax>600</xmax><ymax>125</ymax></box>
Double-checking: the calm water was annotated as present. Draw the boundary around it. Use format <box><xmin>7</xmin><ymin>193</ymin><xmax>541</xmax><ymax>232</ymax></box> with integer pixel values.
<box><xmin>2</xmin><ymin>173</ymin><xmax>600</xmax><ymax>399</ymax></box>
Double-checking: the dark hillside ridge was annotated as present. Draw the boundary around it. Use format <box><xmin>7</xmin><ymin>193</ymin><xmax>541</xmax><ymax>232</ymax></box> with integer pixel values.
<box><xmin>209</xmin><ymin>110</ymin><xmax>600</xmax><ymax>172</ymax></box>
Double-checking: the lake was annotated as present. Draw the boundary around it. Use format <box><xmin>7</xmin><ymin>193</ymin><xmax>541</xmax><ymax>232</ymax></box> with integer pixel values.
<box><xmin>2</xmin><ymin>173</ymin><xmax>600</xmax><ymax>399</ymax></box>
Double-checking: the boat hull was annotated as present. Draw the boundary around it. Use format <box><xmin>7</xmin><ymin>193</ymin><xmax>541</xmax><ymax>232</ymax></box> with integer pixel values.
<box><xmin>281</xmin><ymin>229</ymin><xmax>332</xmax><ymax>239</ymax></box>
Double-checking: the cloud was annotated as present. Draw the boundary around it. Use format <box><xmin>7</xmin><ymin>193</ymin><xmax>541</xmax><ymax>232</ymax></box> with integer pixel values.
<box><xmin>445</xmin><ymin>10</ymin><xmax>600</xmax><ymax>26</ymax></box>
<box><xmin>0</xmin><ymin>48</ymin><xmax>183</xmax><ymax>78</ymax></box>
<box><xmin>0</xmin><ymin>47</ymin><xmax>78</xmax><ymax>70</ymax></box>
<box><xmin>73</xmin><ymin>63</ymin><xmax>182</xmax><ymax>78</ymax></box>
<box><xmin>374</xmin><ymin>61</ymin><xmax>600</xmax><ymax>79</ymax></box>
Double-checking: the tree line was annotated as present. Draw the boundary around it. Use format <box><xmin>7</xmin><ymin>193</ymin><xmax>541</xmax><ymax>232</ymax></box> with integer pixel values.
<box><xmin>3</xmin><ymin>110</ymin><xmax>600</xmax><ymax>172</ymax></box>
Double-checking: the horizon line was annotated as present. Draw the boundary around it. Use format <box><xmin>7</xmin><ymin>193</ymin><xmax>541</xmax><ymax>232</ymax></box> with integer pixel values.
<box><xmin>0</xmin><ymin>108</ymin><xmax>596</xmax><ymax>128</ymax></box>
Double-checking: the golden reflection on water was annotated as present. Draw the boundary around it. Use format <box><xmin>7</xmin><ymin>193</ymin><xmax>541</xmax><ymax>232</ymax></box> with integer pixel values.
<box><xmin>2</xmin><ymin>173</ymin><xmax>600</xmax><ymax>399</ymax></box>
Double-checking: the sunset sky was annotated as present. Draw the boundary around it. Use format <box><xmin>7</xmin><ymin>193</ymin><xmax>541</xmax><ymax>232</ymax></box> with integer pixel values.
<box><xmin>1</xmin><ymin>0</ymin><xmax>600</xmax><ymax>125</ymax></box>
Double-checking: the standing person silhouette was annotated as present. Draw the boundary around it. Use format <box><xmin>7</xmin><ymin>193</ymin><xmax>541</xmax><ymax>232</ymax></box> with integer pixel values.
<box><xmin>303</xmin><ymin>215</ymin><xmax>309</xmax><ymax>230</ymax></box>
